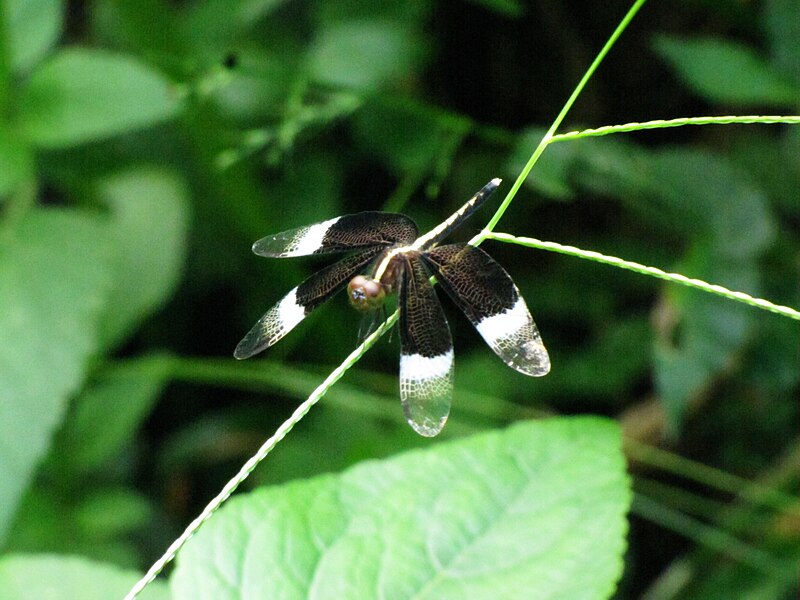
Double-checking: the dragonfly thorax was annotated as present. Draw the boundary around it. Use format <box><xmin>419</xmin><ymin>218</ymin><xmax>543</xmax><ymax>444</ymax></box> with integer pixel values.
<box><xmin>347</xmin><ymin>248</ymin><xmax>406</xmax><ymax>312</ymax></box>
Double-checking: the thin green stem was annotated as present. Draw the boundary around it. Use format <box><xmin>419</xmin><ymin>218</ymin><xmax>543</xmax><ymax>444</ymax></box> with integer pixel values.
<box><xmin>123</xmin><ymin>312</ymin><xmax>398</xmax><ymax>599</ymax></box>
<box><xmin>551</xmin><ymin>115</ymin><xmax>800</xmax><ymax>142</ymax></box>
<box><xmin>637</xmin><ymin>442</ymin><xmax>800</xmax><ymax>598</ymax></box>
<box><xmin>103</xmin><ymin>352</ymin><xmax>544</xmax><ymax>426</ymax></box>
<box><xmin>477</xmin><ymin>0</ymin><xmax>648</xmax><ymax>239</ymax></box>
<box><xmin>382</xmin><ymin>169</ymin><xmax>430</xmax><ymax>214</ymax></box>
<box><xmin>485</xmin><ymin>232</ymin><xmax>800</xmax><ymax>321</ymax></box>
<box><xmin>382</xmin><ymin>124</ymin><xmax>470</xmax><ymax>214</ymax></box>
<box><xmin>114</xmin><ymin>354</ymin><xmax>397</xmax><ymax>420</ymax></box>
<box><xmin>627</xmin><ymin>439</ymin><xmax>799</xmax><ymax>512</ymax></box>
<box><xmin>632</xmin><ymin>494</ymin><xmax>789</xmax><ymax>575</ymax></box>
<box><xmin>634</xmin><ymin>476</ymin><xmax>732</xmax><ymax>522</ymax></box>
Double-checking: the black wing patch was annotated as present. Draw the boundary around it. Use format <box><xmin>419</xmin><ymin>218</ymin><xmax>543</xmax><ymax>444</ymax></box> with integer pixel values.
<box><xmin>234</xmin><ymin>246</ymin><xmax>384</xmax><ymax>359</ymax></box>
<box><xmin>398</xmin><ymin>252</ymin><xmax>454</xmax><ymax>437</ymax></box>
<box><xmin>421</xmin><ymin>244</ymin><xmax>550</xmax><ymax>376</ymax></box>
<box><xmin>252</xmin><ymin>212</ymin><xmax>418</xmax><ymax>257</ymax></box>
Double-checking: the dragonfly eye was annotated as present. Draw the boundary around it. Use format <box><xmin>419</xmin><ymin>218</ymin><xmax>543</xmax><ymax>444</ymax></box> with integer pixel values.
<box><xmin>348</xmin><ymin>275</ymin><xmax>385</xmax><ymax>312</ymax></box>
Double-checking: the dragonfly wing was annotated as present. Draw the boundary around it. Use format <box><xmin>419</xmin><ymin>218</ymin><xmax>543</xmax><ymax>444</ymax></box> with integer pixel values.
<box><xmin>398</xmin><ymin>252</ymin><xmax>454</xmax><ymax>437</ymax></box>
<box><xmin>422</xmin><ymin>244</ymin><xmax>550</xmax><ymax>376</ymax></box>
<box><xmin>412</xmin><ymin>178</ymin><xmax>500</xmax><ymax>250</ymax></box>
<box><xmin>252</xmin><ymin>212</ymin><xmax>418</xmax><ymax>257</ymax></box>
<box><xmin>234</xmin><ymin>246</ymin><xmax>383</xmax><ymax>359</ymax></box>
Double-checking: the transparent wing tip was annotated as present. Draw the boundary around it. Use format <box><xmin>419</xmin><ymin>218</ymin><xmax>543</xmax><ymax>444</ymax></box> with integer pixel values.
<box><xmin>407</xmin><ymin>413</ymin><xmax>449</xmax><ymax>437</ymax></box>
<box><xmin>233</xmin><ymin>333</ymin><xmax>265</xmax><ymax>360</ymax></box>
<box><xmin>251</xmin><ymin>235</ymin><xmax>284</xmax><ymax>257</ymax></box>
<box><xmin>504</xmin><ymin>338</ymin><xmax>551</xmax><ymax>377</ymax></box>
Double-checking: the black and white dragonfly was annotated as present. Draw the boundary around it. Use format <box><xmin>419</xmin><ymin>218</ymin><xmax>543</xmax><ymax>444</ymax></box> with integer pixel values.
<box><xmin>235</xmin><ymin>179</ymin><xmax>550</xmax><ymax>436</ymax></box>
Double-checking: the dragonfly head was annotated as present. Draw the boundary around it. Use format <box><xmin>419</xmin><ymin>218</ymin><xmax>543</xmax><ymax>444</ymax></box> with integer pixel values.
<box><xmin>348</xmin><ymin>275</ymin><xmax>386</xmax><ymax>312</ymax></box>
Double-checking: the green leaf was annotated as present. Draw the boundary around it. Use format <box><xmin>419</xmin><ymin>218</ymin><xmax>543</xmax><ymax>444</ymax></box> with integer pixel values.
<box><xmin>310</xmin><ymin>20</ymin><xmax>423</xmax><ymax>91</ymax></box>
<box><xmin>643</xmin><ymin>150</ymin><xmax>772</xmax><ymax>429</ymax></box>
<box><xmin>185</xmin><ymin>0</ymin><xmax>291</xmax><ymax>45</ymax></box>
<box><xmin>74</xmin><ymin>488</ymin><xmax>153</xmax><ymax>539</ymax></box>
<box><xmin>0</xmin><ymin>126</ymin><xmax>33</xmax><ymax>197</ymax></box>
<box><xmin>53</xmin><ymin>357</ymin><xmax>170</xmax><ymax>474</ymax></box>
<box><xmin>0</xmin><ymin>209</ymin><xmax>112</xmax><ymax>543</ymax></box>
<box><xmin>5</xmin><ymin>0</ymin><xmax>63</xmax><ymax>73</ymax></box>
<box><xmin>728</xmin><ymin>130</ymin><xmax>800</xmax><ymax>215</ymax></box>
<box><xmin>90</xmin><ymin>0</ymin><xmax>186</xmax><ymax>67</ymax></box>
<box><xmin>96</xmin><ymin>167</ymin><xmax>189</xmax><ymax>351</ymax></box>
<box><xmin>643</xmin><ymin>149</ymin><xmax>775</xmax><ymax>259</ymax></box>
<box><xmin>653</xmin><ymin>35</ymin><xmax>799</xmax><ymax>106</ymax></box>
<box><xmin>0</xmin><ymin>554</ymin><xmax>169</xmax><ymax>600</ymax></box>
<box><xmin>314</xmin><ymin>2</ymin><xmax>432</xmax><ymax>26</ymax></box>
<box><xmin>18</xmin><ymin>49</ymin><xmax>181</xmax><ymax>149</ymax></box>
<box><xmin>352</xmin><ymin>103</ymin><xmax>460</xmax><ymax>176</ymax></box>
<box><xmin>171</xmin><ymin>417</ymin><xmax>630</xmax><ymax>600</ymax></box>
<box><xmin>207</xmin><ymin>53</ymin><xmax>298</xmax><ymax>122</ymax></box>
<box><xmin>654</xmin><ymin>249</ymin><xmax>759</xmax><ymax>430</ymax></box>
<box><xmin>763</xmin><ymin>0</ymin><xmax>800</xmax><ymax>84</ymax></box>
<box><xmin>6</xmin><ymin>481</ymin><xmax>151</xmax><ymax>565</ymax></box>
<box><xmin>465</xmin><ymin>0</ymin><xmax>525</xmax><ymax>18</ymax></box>
<box><xmin>574</xmin><ymin>145</ymin><xmax>776</xmax><ymax>258</ymax></box>
<box><xmin>559</xmin><ymin>136</ymin><xmax>660</xmax><ymax>215</ymax></box>
<box><xmin>653</xmin><ymin>341</ymin><xmax>710</xmax><ymax>431</ymax></box>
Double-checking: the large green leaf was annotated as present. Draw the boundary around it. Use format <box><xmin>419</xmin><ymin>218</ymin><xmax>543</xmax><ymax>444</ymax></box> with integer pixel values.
<box><xmin>653</xmin><ymin>35</ymin><xmax>798</xmax><ymax>106</ymax></box>
<box><xmin>4</xmin><ymin>0</ymin><xmax>63</xmax><ymax>73</ymax></box>
<box><xmin>0</xmin><ymin>554</ymin><xmax>168</xmax><ymax>600</ymax></box>
<box><xmin>96</xmin><ymin>167</ymin><xmax>189</xmax><ymax>351</ymax></box>
<box><xmin>171</xmin><ymin>417</ymin><xmax>630</xmax><ymax>600</ymax></box>
<box><xmin>18</xmin><ymin>49</ymin><xmax>181</xmax><ymax>149</ymax></box>
<box><xmin>0</xmin><ymin>209</ymin><xmax>112</xmax><ymax>543</ymax></box>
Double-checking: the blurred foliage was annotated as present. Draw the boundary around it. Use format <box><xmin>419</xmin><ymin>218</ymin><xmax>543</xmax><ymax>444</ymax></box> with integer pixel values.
<box><xmin>0</xmin><ymin>0</ymin><xmax>798</xmax><ymax>598</ymax></box>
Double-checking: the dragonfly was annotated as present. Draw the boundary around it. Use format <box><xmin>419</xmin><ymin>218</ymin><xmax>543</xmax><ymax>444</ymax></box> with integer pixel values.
<box><xmin>234</xmin><ymin>179</ymin><xmax>550</xmax><ymax>436</ymax></box>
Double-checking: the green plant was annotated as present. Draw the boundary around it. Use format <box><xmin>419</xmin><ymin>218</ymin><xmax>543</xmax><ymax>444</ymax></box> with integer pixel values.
<box><xmin>0</xmin><ymin>0</ymin><xmax>798</xmax><ymax>599</ymax></box>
